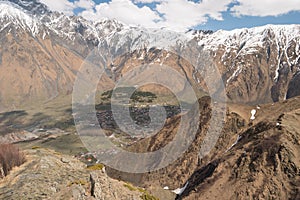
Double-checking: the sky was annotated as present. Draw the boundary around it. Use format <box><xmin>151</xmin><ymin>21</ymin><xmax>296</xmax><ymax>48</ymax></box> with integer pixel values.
<box><xmin>39</xmin><ymin>0</ymin><xmax>300</xmax><ymax>31</ymax></box>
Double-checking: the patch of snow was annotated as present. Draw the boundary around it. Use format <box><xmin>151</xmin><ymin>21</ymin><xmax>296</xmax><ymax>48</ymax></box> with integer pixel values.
<box><xmin>102</xmin><ymin>27</ymin><xmax>190</xmax><ymax>54</ymax></box>
<box><xmin>108</xmin><ymin>134</ymin><xmax>115</xmax><ymax>139</ymax></box>
<box><xmin>138</xmin><ymin>51</ymin><xmax>145</xmax><ymax>60</ymax></box>
<box><xmin>0</xmin><ymin>22</ymin><xmax>11</xmax><ymax>32</ymax></box>
<box><xmin>227</xmin><ymin>65</ymin><xmax>242</xmax><ymax>84</ymax></box>
<box><xmin>163</xmin><ymin>186</ymin><xmax>169</xmax><ymax>190</ymax></box>
<box><xmin>172</xmin><ymin>182</ymin><xmax>188</xmax><ymax>195</ymax></box>
<box><xmin>250</xmin><ymin>109</ymin><xmax>257</xmax><ymax>120</ymax></box>
<box><xmin>42</xmin><ymin>31</ymin><xmax>47</xmax><ymax>39</ymax></box>
<box><xmin>226</xmin><ymin>135</ymin><xmax>242</xmax><ymax>152</ymax></box>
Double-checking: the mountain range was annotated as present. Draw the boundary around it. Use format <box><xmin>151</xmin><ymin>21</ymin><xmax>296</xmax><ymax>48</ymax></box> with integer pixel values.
<box><xmin>0</xmin><ymin>0</ymin><xmax>300</xmax><ymax>200</ymax></box>
<box><xmin>0</xmin><ymin>0</ymin><xmax>300</xmax><ymax>111</ymax></box>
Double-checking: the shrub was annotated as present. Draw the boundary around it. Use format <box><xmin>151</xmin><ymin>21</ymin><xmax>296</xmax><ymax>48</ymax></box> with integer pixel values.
<box><xmin>140</xmin><ymin>192</ymin><xmax>160</xmax><ymax>200</ymax></box>
<box><xmin>67</xmin><ymin>179</ymin><xmax>88</xmax><ymax>187</ymax></box>
<box><xmin>123</xmin><ymin>183</ymin><xmax>159</xmax><ymax>200</ymax></box>
<box><xmin>123</xmin><ymin>182</ymin><xmax>138</xmax><ymax>191</ymax></box>
<box><xmin>86</xmin><ymin>163</ymin><xmax>104</xmax><ymax>170</ymax></box>
<box><xmin>0</xmin><ymin>144</ymin><xmax>26</xmax><ymax>177</ymax></box>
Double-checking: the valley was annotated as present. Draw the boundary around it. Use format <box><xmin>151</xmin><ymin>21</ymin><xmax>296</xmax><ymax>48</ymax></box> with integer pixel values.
<box><xmin>0</xmin><ymin>0</ymin><xmax>299</xmax><ymax>200</ymax></box>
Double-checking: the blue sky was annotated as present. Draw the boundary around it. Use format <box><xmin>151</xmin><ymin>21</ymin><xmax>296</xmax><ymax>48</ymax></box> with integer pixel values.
<box><xmin>40</xmin><ymin>0</ymin><xmax>300</xmax><ymax>31</ymax></box>
<box><xmin>197</xmin><ymin>11</ymin><xmax>300</xmax><ymax>31</ymax></box>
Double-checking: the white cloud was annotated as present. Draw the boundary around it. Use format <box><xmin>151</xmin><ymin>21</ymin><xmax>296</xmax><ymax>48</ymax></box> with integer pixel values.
<box><xmin>155</xmin><ymin>0</ymin><xmax>206</xmax><ymax>30</ymax></box>
<box><xmin>199</xmin><ymin>0</ymin><xmax>231</xmax><ymax>20</ymax></box>
<box><xmin>133</xmin><ymin>0</ymin><xmax>165</xmax><ymax>3</ymax></box>
<box><xmin>39</xmin><ymin>0</ymin><xmax>232</xmax><ymax>30</ymax></box>
<box><xmin>231</xmin><ymin>0</ymin><xmax>300</xmax><ymax>17</ymax></box>
<box><xmin>40</xmin><ymin>0</ymin><xmax>95</xmax><ymax>15</ymax></box>
<box><xmin>80</xmin><ymin>0</ymin><xmax>161</xmax><ymax>28</ymax></box>
<box><xmin>41</xmin><ymin>0</ymin><xmax>300</xmax><ymax>31</ymax></box>
<box><xmin>74</xmin><ymin>0</ymin><xmax>95</xmax><ymax>10</ymax></box>
<box><xmin>40</xmin><ymin>0</ymin><xmax>75</xmax><ymax>15</ymax></box>
<box><xmin>79</xmin><ymin>0</ymin><xmax>232</xmax><ymax>31</ymax></box>
<box><xmin>155</xmin><ymin>0</ymin><xmax>232</xmax><ymax>30</ymax></box>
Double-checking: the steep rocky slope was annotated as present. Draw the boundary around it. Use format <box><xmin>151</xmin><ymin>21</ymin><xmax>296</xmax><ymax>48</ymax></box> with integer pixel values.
<box><xmin>195</xmin><ymin>25</ymin><xmax>300</xmax><ymax>104</ymax></box>
<box><xmin>179</xmin><ymin>98</ymin><xmax>300</xmax><ymax>200</ymax></box>
<box><xmin>1</xmin><ymin>94</ymin><xmax>299</xmax><ymax>200</ymax></box>
<box><xmin>1</xmin><ymin>0</ymin><xmax>300</xmax><ymax>111</ymax></box>
<box><xmin>0</xmin><ymin>1</ymin><xmax>81</xmax><ymax>109</ymax></box>
<box><xmin>0</xmin><ymin>1</ymin><xmax>300</xmax><ymax>199</ymax></box>
<box><xmin>0</xmin><ymin>147</ymin><xmax>151</xmax><ymax>199</ymax></box>
<box><xmin>0</xmin><ymin>29</ymin><xmax>83</xmax><ymax>109</ymax></box>
<box><xmin>106</xmin><ymin>97</ymin><xmax>300</xmax><ymax>200</ymax></box>
<box><xmin>0</xmin><ymin>0</ymin><xmax>120</xmax><ymax>111</ymax></box>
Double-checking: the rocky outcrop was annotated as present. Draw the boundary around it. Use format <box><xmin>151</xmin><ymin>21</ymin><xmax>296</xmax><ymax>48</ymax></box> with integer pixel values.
<box><xmin>90</xmin><ymin>171</ymin><xmax>143</xmax><ymax>200</ymax></box>
<box><xmin>177</xmin><ymin>99</ymin><xmax>300</xmax><ymax>200</ymax></box>
<box><xmin>104</xmin><ymin>96</ymin><xmax>300</xmax><ymax>200</ymax></box>
<box><xmin>0</xmin><ymin>148</ymin><xmax>146</xmax><ymax>199</ymax></box>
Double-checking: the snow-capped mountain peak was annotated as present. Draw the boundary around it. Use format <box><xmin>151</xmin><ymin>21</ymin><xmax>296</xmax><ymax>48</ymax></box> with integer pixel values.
<box><xmin>197</xmin><ymin>24</ymin><xmax>300</xmax><ymax>51</ymax></box>
<box><xmin>1</xmin><ymin>0</ymin><xmax>50</xmax><ymax>15</ymax></box>
<box><xmin>0</xmin><ymin>2</ymin><xmax>40</xmax><ymax>35</ymax></box>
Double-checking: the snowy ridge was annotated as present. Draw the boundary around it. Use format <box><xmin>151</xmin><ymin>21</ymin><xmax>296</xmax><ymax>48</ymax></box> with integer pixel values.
<box><xmin>0</xmin><ymin>2</ymin><xmax>40</xmax><ymax>36</ymax></box>
<box><xmin>197</xmin><ymin>24</ymin><xmax>300</xmax><ymax>53</ymax></box>
<box><xmin>1</xmin><ymin>0</ymin><xmax>299</xmax><ymax>70</ymax></box>
<box><xmin>99</xmin><ymin>26</ymin><xmax>193</xmax><ymax>57</ymax></box>
<box><xmin>3</xmin><ymin>0</ymin><xmax>50</xmax><ymax>15</ymax></box>
<box><xmin>0</xmin><ymin>1</ymin><xmax>124</xmax><ymax>41</ymax></box>
<box><xmin>195</xmin><ymin>24</ymin><xmax>300</xmax><ymax>84</ymax></box>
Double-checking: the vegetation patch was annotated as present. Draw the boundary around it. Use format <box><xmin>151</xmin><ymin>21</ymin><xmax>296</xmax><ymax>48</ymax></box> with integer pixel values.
<box><xmin>140</xmin><ymin>192</ymin><xmax>160</xmax><ymax>200</ymax></box>
<box><xmin>123</xmin><ymin>182</ymin><xmax>159</xmax><ymax>200</ymax></box>
<box><xmin>0</xmin><ymin>144</ymin><xmax>26</xmax><ymax>177</ymax></box>
<box><xmin>67</xmin><ymin>179</ymin><xmax>88</xmax><ymax>187</ymax></box>
<box><xmin>86</xmin><ymin>163</ymin><xmax>104</xmax><ymax>170</ymax></box>
<box><xmin>100</xmin><ymin>87</ymin><xmax>157</xmax><ymax>104</ymax></box>
<box><xmin>123</xmin><ymin>182</ymin><xmax>140</xmax><ymax>191</ymax></box>
<box><xmin>42</xmin><ymin>118</ymin><xmax>75</xmax><ymax>132</ymax></box>
<box><xmin>31</xmin><ymin>146</ymin><xmax>41</xmax><ymax>149</ymax></box>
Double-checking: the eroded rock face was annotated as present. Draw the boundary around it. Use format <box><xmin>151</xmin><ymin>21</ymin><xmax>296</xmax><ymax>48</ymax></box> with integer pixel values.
<box><xmin>287</xmin><ymin>72</ymin><xmax>300</xmax><ymax>99</ymax></box>
<box><xmin>104</xmin><ymin>97</ymin><xmax>300</xmax><ymax>200</ymax></box>
<box><xmin>90</xmin><ymin>171</ymin><xmax>141</xmax><ymax>200</ymax></box>
<box><xmin>0</xmin><ymin>148</ymin><xmax>144</xmax><ymax>200</ymax></box>
<box><xmin>0</xmin><ymin>29</ymin><xmax>83</xmax><ymax>110</ymax></box>
<box><xmin>195</xmin><ymin>25</ymin><xmax>300</xmax><ymax>104</ymax></box>
<box><xmin>1</xmin><ymin>0</ymin><xmax>300</xmax><ymax>110</ymax></box>
<box><xmin>177</xmin><ymin>100</ymin><xmax>300</xmax><ymax>200</ymax></box>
